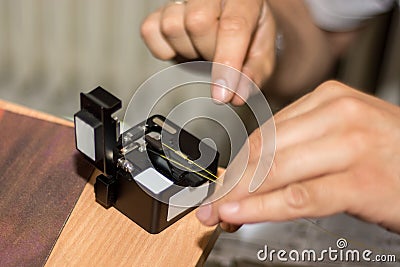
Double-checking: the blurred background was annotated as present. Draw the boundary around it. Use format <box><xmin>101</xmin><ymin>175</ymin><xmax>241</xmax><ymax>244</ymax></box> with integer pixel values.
<box><xmin>0</xmin><ymin>0</ymin><xmax>259</xmax><ymax>167</ymax></box>
<box><xmin>0</xmin><ymin>0</ymin><xmax>399</xmax><ymax>266</ymax></box>
<box><xmin>0</xmin><ymin>0</ymin><xmax>170</xmax><ymax>117</ymax></box>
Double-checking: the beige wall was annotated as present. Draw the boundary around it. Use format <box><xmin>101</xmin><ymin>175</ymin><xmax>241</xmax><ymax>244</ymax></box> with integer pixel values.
<box><xmin>0</xmin><ymin>0</ymin><xmax>170</xmax><ymax>117</ymax></box>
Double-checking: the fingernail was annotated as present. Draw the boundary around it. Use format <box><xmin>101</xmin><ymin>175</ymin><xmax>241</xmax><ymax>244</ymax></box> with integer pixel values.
<box><xmin>219</xmin><ymin>202</ymin><xmax>240</xmax><ymax>215</ymax></box>
<box><xmin>212</xmin><ymin>79</ymin><xmax>229</xmax><ymax>103</ymax></box>
<box><xmin>196</xmin><ymin>204</ymin><xmax>212</xmax><ymax>222</ymax></box>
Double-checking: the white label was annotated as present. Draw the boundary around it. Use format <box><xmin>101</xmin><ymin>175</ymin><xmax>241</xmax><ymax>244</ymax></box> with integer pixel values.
<box><xmin>134</xmin><ymin>168</ymin><xmax>173</xmax><ymax>194</ymax></box>
<box><xmin>75</xmin><ymin>116</ymin><xmax>96</xmax><ymax>161</ymax></box>
<box><xmin>167</xmin><ymin>183</ymin><xmax>209</xmax><ymax>221</ymax></box>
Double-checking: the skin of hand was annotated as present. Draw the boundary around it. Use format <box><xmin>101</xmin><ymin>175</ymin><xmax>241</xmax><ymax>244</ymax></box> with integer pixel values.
<box><xmin>141</xmin><ymin>0</ymin><xmax>359</xmax><ymax>106</ymax></box>
<box><xmin>141</xmin><ymin>0</ymin><xmax>276</xmax><ymax>105</ymax></box>
<box><xmin>196</xmin><ymin>80</ymin><xmax>400</xmax><ymax>234</ymax></box>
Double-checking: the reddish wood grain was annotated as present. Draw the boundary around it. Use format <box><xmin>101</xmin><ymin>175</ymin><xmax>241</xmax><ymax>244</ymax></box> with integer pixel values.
<box><xmin>0</xmin><ymin>109</ymin><xmax>92</xmax><ymax>267</ymax></box>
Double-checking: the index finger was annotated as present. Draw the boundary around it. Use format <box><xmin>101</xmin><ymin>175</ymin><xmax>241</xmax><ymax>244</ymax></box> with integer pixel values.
<box><xmin>211</xmin><ymin>0</ymin><xmax>263</xmax><ymax>103</ymax></box>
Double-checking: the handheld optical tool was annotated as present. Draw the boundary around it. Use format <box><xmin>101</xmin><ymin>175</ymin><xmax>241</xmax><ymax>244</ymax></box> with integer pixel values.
<box><xmin>74</xmin><ymin>87</ymin><xmax>219</xmax><ymax>234</ymax></box>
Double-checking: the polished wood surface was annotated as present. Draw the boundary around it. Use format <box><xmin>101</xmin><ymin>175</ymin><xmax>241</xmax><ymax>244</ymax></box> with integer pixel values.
<box><xmin>0</xmin><ymin>105</ymin><xmax>90</xmax><ymax>267</ymax></box>
<box><xmin>0</xmin><ymin>100</ymin><xmax>219</xmax><ymax>267</ymax></box>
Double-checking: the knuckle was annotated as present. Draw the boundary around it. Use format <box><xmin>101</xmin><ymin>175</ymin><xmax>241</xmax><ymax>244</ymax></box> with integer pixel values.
<box><xmin>316</xmin><ymin>80</ymin><xmax>345</xmax><ymax>92</ymax></box>
<box><xmin>314</xmin><ymin>80</ymin><xmax>349</xmax><ymax>97</ymax></box>
<box><xmin>185</xmin><ymin>10</ymin><xmax>213</xmax><ymax>35</ymax></box>
<box><xmin>284</xmin><ymin>183</ymin><xmax>310</xmax><ymax>210</ymax></box>
<box><xmin>333</xmin><ymin>96</ymin><xmax>366</xmax><ymax>119</ymax></box>
<box><xmin>140</xmin><ymin>18</ymin><xmax>159</xmax><ymax>39</ymax></box>
<box><xmin>161</xmin><ymin>17</ymin><xmax>184</xmax><ymax>37</ymax></box>
<box><xmin>219</xmin><ymin>15</ymin><xmax>250</xmax><ymax>33</ymax></box>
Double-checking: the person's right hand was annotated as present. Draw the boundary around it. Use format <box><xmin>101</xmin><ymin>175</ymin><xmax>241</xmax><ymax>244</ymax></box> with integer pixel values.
<box><xmin>197</xmin><ymin>81</ymin><xmax>400</xmax><ymax>234</ymax></box>
<box><xmin>141</xmin><ymin>0</ymin><xmax>277</xmax><ymax>105</ymax></box>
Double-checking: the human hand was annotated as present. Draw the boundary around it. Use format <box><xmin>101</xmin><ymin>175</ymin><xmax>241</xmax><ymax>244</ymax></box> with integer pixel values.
<box><xmin>197</xmin><ymin>80</ymin><xmax>400</xmax><ymax>233</ymax></box>
<box><xmin>141</xmin><ymin>0</ymin><xmax>277</xmax><ymax>105</ymax></box>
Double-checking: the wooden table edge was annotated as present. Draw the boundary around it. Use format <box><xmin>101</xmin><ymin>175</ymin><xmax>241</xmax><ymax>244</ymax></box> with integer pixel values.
<box><xmin>0</xmin><ymin>99</ymin><xmax>73</xmax><ymax>127</ymax></box>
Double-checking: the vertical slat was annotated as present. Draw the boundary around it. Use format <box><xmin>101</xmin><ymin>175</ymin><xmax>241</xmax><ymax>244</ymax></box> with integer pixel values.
<box><xmin>0</xmin><ymin>0</ymin><xmax>11</xmax><ymax>86</ymax></box>
<box><xmin>9</xmin><ymin>0</ymin><xmax>41</xmax><ymax>87</ymax></box>
<box><xmin>76</xmin><ymin>0</ymin><xmax>113</xmax><ymax>87</ymax></box>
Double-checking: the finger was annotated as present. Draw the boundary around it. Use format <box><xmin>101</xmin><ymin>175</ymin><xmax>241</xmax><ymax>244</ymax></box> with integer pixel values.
<box><xmin>184</xmin><ymin>0</ymin><xmax>220</xmax><ymax>60</ymax></box>
<box><xmin>198</xmin><ymin>126</ymin><xmax>273</xmax><ymax>224</ymax></box>
<box><xmin>230</xmin><ymin>4</ymin><xmax>276</xmax><ymax>106</ymax></box>
<box><xmin>273</xmin><ymin>80</ymin><xmax>390</xmax><ymax>124</ymax></box>
<box><xmin>274</xmin><ymin>80</ymin><xmax>353</xmax><ymax>123</ymax></box>
<box><xmin>218</xmin><ymin>172</ymin><xmax>354</xmax><ymax>224</ymax></box>
<box><xmin>274</xmin><ymin>92</ymin><xmax>311</xmax><ymax>122</ymax></box>
<box><xmin>272</xmin><ymin>85</ymin><xmax>330</xmax><ymax>124</ymax></box>
<box><xmin>141</xmin><ymin>10</ymin><xmax>176</xmax><ymax>60</ymax></box>
<box><xmin>211</xmin><ymin>0</ymin><xmax>264</xmax><ymax>103</ymax></box>
<box><xmin>229</xmin><ymin>52</ymin><xmax>275</xmax><ymax>106</ymax></box>
<box><xmin>275</xmin><ymin>97</ymin><xmax>350</xmax><ymax>150</ymax></box>
<box><xmin>232</xmin><ymin>1</ymin><xmax>276</xmax><ymax>104</ymax></box>
<box><xmin>197</xmin><ymin>142</ymin><xmax>256</xmax><ymax>225</ymax></box>
<box><xmin>161</xmin><ymin>3</ymin><xmax>199</xmax><ymax>59</ymax></box>
<box><xmin>231</xmin><ymin>75</ymin><xmax>250</xmax><ymax>106</ymax></box>
<box><xmin>256</xmin><ymin>98</ymin><xmax>365</xmax><ymax>193</ymax></box>
<box><xmin>217</xmin><ymin>167</ymin><xmax>225</xmax><ymax>177</ymax></box>
<box><xmin>261</xmin><ymin>133</ymin><xmax>354</xmax><ymax>194</ymax></box>
<box><xmin>230</xmin><ymin>61</ymin><xmax>273</xmax><ymax>107</ymax></box>
<box><xmin>198</xmin><ymin>124</ymin><xmax>355</xmax><ymax>226</ymax></box>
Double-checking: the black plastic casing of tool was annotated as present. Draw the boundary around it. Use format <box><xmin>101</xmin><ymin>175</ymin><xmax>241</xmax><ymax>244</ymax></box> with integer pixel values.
<box><xmin>74</xmin><ymin>87</ymin><xmax>219</xmax><ymax>234</ymax></box>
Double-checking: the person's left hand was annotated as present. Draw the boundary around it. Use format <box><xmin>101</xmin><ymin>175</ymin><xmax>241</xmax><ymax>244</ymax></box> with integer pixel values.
<box><xmin>196</xmin><ymin>80</ymin><xmax>400</xmax><ymax>233</ymax></box>
<box><xmin>141</xmin><ymin>0</ymin><xmax>277</xmax><ymax>105</ymax></box>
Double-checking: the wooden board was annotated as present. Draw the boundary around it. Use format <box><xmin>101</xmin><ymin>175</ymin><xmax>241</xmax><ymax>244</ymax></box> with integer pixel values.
<box><xmin>0</xmin><ymin>100</ymin><xmax>219</xmax><ymax>267</ymax></box>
